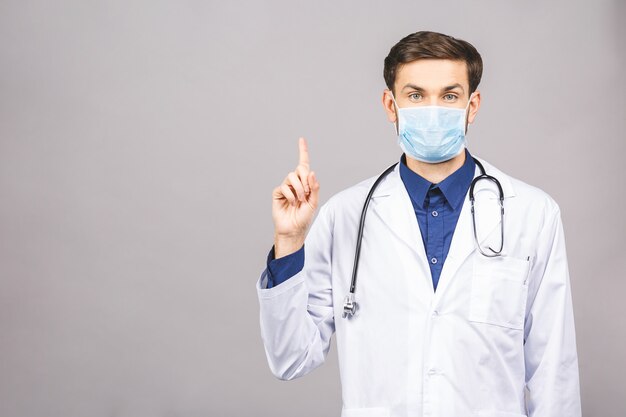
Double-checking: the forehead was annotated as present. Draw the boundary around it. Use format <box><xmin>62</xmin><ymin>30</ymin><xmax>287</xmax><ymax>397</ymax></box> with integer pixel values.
<box><xmin>395</xmin><ymin>59</ymin><xmax>469</xmax><ymax>91</ymax></box>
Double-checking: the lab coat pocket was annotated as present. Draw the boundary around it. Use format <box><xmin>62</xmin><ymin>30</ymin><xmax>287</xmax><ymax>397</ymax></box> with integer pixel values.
<box><xmin>475</xmin><ymin>411</ymin><xmax>527</xmax><ymax>417</ymax></box>
<box><xmin>341</xmin><ymin>407</ymin><xmax>390</xmax><ymax>417</ymax></box>
<box><xmin>469</xmin><ymin>255</ymin><xmax>530</xmax><ymax>330</ymax></box>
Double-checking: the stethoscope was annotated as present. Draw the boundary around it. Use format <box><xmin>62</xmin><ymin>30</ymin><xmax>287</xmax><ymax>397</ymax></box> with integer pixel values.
<box><xmin>342</xmin><ymin>157</ymin><xmax>505</xmax><ymax>319</ymax></box>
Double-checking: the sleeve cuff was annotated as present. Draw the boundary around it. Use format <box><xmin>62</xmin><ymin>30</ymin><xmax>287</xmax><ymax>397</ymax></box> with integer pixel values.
<box><xmin>266</xmin><ymin>245</ymin><xmax>305</xmax><ymax>288</ymax></box>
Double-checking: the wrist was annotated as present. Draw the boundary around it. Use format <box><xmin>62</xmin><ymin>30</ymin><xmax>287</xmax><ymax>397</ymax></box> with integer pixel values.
<box><xmin>274</xmin><ymin>234</ymin><xmax>305</xmax><ymax>259</ymax></box>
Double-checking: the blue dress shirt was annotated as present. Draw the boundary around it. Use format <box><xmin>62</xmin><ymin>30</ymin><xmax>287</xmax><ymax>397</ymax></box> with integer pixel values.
<box><xmin>266</xmin><ymin>150</ymin><xmax>476</xmax><ymax>291</ymax></box>
<box><xmin>399</xmin><ymin>150</ymin><xmax>475</xmax><ymax>290</ymax></box>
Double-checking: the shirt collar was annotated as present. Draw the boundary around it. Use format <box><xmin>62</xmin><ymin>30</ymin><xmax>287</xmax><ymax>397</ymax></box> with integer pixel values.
<box><xmin>399</xmin><ymin>149</ymin><xmax>476</xmax><ymax>210</ymax></box>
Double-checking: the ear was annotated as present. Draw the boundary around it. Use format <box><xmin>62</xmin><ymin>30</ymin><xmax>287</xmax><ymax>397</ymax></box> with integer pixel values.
<box><xmin>467</xmin><ymin>90</ymin><xmax>481</xmax><ymax>124</ymax></box>
<box><xmin>382</xmin><ymin>89</ymin><xmax>397</xmax><ymax>123</ymax></box>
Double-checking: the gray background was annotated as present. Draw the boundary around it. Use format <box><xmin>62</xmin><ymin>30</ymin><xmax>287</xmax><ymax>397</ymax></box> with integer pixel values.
<box><xmin>0</xmin><ymin>0</ymin><xmax>624</xmax><ymax>416</ymax></box>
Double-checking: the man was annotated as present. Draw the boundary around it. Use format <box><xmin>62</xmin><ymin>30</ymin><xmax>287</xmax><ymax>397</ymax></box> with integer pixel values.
<box><xmin>256</xmin><ymin>31</ymin><xmax>581</xmax><ymax>417</ymax></box>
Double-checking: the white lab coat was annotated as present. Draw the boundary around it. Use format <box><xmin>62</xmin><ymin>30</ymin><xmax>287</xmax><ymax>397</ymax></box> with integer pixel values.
<box><xmin>256</xmin><ymin>157</ymin><xmax>581</xmax><ymax>417</ymax></box>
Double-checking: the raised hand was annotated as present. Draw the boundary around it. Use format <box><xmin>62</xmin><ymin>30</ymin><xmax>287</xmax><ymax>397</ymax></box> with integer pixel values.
<box><xmin>272</xmin><ymin>137</ymin><xmax>320</xmax><ymax>258</ymax></box>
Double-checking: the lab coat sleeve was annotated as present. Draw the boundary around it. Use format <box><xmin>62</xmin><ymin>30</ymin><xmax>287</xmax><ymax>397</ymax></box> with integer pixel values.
<box><xmin>523</xmin><ymin>206</ymin><xmax>582</xmax><ymax>416</ymax></box>
<box><xmin>256</xmin><ymin>203</ymin><xmax>335</xmax><ymax>380</ymax></box>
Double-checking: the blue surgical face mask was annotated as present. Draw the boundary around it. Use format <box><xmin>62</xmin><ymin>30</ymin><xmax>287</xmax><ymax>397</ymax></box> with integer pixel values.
<box><xmin>391</xmin><ymin>93</ymin><xmax>474</xmax><ymax>163</ymax></box>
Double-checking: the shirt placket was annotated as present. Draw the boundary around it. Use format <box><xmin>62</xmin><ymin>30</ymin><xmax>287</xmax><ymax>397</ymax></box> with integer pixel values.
<box><xmin>426</xmin><ymin>186</ymin><xmax>445</xmax><ymax>290</ymax></box>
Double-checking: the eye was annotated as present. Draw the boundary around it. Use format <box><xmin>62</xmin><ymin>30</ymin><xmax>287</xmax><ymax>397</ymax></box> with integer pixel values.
<box><xmin>408</xmin><ymin>93</ymin><xmax>422</xmax><ymax>102</ymax></box>
<box><xmin>443</xmin><ymin>93</ymin><xmax>458</xmax><ymax>101</ymax></box>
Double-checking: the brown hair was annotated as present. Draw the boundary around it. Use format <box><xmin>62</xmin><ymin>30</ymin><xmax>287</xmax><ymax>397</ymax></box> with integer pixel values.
<box><xmin>383</xmin><ymin>31</ymin><xmax>483</xmax><ymax>95</ymax></box>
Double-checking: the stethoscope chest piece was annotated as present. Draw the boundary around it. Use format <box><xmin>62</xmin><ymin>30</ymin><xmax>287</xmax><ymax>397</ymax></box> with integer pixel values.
<box><xmin>342</xmin><ymin>293</ymin><xmax>358</xmax><ymax>319</ymax></box>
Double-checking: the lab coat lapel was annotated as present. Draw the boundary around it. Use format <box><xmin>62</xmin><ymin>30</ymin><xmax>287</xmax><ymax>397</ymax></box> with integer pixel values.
<box><xmin>369</xmin><ymin>167</ymin><xmax>428</xmax><ymax>263</ymax></box>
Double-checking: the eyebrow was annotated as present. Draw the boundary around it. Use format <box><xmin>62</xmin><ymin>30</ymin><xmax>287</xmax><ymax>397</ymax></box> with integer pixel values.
<box><xmin>400</xmin><ymin>83</ymin><xmax>465</xmax><ymax>93</ymax></box>
<box><xmin>401</xmin><ymin>83</ymin><xmax>425</xmax><ymax>92</ymax></box>
<box><xmin>442</xmin><ymin>83</ymin><xmax>465</xmax><ymax>93</ymax></box>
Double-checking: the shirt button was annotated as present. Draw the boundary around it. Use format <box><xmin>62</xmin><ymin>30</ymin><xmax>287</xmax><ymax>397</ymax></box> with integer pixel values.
<box><xmin>427</xmin><ymin>368</ymin><xmax>438</xmax><ymax>376</ymax></box>
<box><xmin>432</xmin><ymin>310</ymin><xmax>439</xmax><ymax>317</ymax></box>
<box><xmin>431</xmin><ymin>257</ymin><xmax>438</xmax><ymax>264</ymax></box>
<box><xmin>431</xmin><ymin>210</ymin><xmax>438</xmax><ymax>217</ymax></box>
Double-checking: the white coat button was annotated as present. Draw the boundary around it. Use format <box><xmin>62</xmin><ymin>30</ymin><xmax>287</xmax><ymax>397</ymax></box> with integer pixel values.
<box><xmin>431</xmin><ymin>210</ymin><xmax>438</xmax><ymax>217</ymax></box>
<box><xmin>430</xmin><ymin>257</ymin><xmax>438</xmax><ymax>264</ymax></box>
<box><xmin>427</xmin><ymin>368</ymin><xmax>438</xmax><ymax>376</ymax></box>
<box><xmin>432</xmin><ymin>310</ymin><xmax>439</xmax><ymax>317</ymax></box>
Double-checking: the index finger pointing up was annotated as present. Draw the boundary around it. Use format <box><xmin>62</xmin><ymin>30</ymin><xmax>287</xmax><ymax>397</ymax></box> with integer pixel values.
<box><xmin>298</xmin><ymin>137</ymin><xmax>310</xmax><ymax>167</ymax></box>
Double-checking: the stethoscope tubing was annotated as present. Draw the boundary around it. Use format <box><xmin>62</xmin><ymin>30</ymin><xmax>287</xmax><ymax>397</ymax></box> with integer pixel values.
<box><xmin>348</xmin><ymin>162</ymin><xmax>398</xmax><ymax>294</ymax></box>
<box><xmin>343</xmin><ymin>156</ymin><xmax>505</xmax><ymax>319</ymax></box>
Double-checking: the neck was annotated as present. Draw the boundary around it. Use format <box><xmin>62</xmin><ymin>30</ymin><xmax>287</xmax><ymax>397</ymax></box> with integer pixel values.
<box><xmin>406</xmin><ymin>151</ymin><xmax>466</xmax><ymax>184</ymax></box>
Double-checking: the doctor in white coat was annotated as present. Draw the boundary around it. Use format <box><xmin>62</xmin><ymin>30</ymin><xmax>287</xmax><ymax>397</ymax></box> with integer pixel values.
<box><xmin>256</xmin><ymin>31</ymin><xmax>581</xmax><ymax>417</ymax></box>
